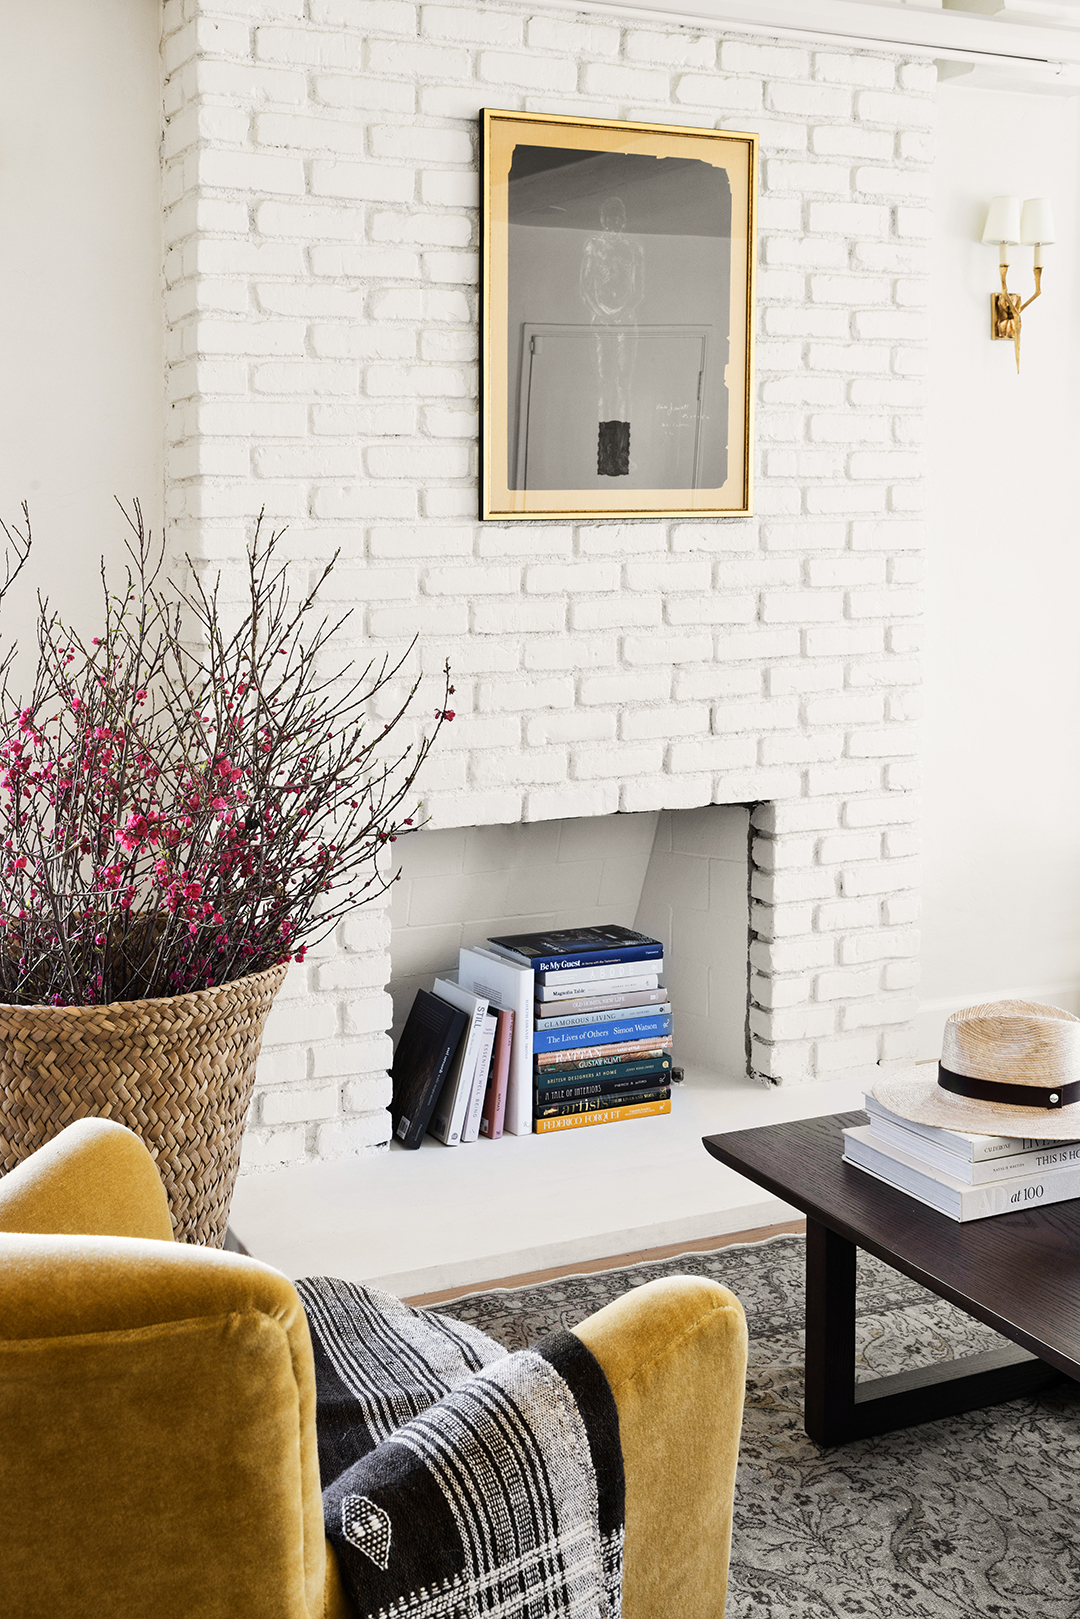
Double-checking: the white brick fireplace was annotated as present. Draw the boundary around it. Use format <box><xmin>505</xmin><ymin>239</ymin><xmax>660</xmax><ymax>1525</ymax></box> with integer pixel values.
<box><xmin>160</xmin><ymin>0</ymin><xmax>928</xmax><ymax>1172</ymax></box>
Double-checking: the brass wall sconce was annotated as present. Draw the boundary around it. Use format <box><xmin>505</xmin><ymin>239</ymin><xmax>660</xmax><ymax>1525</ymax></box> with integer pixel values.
<box><xmin>981</xmin><ymin>195</ymin><xmax>1056</xmax><ymax>372</ymax></box>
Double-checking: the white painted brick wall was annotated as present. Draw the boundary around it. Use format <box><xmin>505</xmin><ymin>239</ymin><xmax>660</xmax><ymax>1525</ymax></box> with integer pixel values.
<box><xmin>161</xmin><ymin>0</ymin><xmax>930</xmax><ymax>1167</ymax></box>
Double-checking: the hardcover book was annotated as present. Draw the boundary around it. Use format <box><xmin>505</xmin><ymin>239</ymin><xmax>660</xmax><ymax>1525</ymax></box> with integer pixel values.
<box><xmin>458</xmin><ymin>947</ymin><xmax>534</xmax><ymax>1136</ymax></box>
<box><xmin>534</xmin><ymin>975</ymin><xmax>661</xmax><ymax>1005</ymax></box>
<box><xmin>533</xmin><ymin>995</ymin><xmax>669</xmax><ymax>1031</ymax></box>
<box><xmin>535</xmin><ymin>958</ymin><xmax>664</xmax><ymax>988</ymax></box>
<box><xmin>867</xmin><ymin>1109</ymin><xmax>1080</xmax><ymax>1185</ymax></box>
<box><xmin>462</xmin><ymin>1011</ymin><xmax>498</xmax><ymax>1144</ymax></box>
<box><xmin>487</xmin><ymin>925</ymin><xmax>663</xmax><ymax>975</ymax></box>
<box><xmin>863</xmin><ymin>1093</ymin><xmax>1075</xmax><ymax>1161</ymax></box>
<box><xmin>428</xmin><ymin>977</ymin><xmax>490</xmax><ymax>1146</ymax></box>
<box><xmin>479</xmin><ymin>1007</ymin><xmax>514</xmax><ymax>1139</ymax></box>
<box><xmin>536</xmin><ymin>1086</ymin><xmax>671</xmax><ymax>1119</ymax></box>
<box><xmin>534</xmin><ymin>1036</ymin><xmax>673</xmax><ymax>1068</ymax></box>
<box><xmin>535</xmin><ymin>1097</ymin><xmax>671</xmax><ymax>1134</ymax></box>
<box><xmin>390</xmin><ymin>989</ymin><xmax>469</xmax><ymax>1151</ymax></box>
<box><xmin>536</xmin><ymin>1068</ymin><xmax>670</xmax><ymax>1105</ymax></box>
<box><xmin>536</xmin><ymin>1056</ymin><xmax>672</xmax><ymax>1094</ymax></box>
<box><xmin>533</xmin><ymin>1012</ymin><xmax>673</xmax><ymax>1054</ymax></box>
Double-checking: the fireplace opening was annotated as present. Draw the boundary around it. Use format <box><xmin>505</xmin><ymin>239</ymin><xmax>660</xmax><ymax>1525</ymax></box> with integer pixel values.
<box><xmin>234</xmin><ymin>800</ymin><xmax>878</xmax><ymax>1295</ymax></box>
<box><xmin>388</xmin><ymin>804</ymin><xmax>752</xmax><ymax>1099</ymax></box>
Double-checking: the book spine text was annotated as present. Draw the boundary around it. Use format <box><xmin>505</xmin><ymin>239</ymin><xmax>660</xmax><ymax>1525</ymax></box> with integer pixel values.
<box><xmin>535</xmin><ymin>1098</ymin><xmax>671</xmax><ymax>1133</ymax></box>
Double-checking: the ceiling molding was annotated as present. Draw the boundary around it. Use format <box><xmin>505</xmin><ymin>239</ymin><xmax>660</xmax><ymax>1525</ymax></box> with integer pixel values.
<box><xmin>518</xmin><ymin>0</ymin><xmax>1080</xmax><ymax>71</ymax></box>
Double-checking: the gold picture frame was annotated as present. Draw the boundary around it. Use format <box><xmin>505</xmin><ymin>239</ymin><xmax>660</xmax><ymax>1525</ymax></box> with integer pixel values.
<box><xmin>480</xmin><ymin>108</ymin><xmax>757</xmax><ymax>523</ymax></box>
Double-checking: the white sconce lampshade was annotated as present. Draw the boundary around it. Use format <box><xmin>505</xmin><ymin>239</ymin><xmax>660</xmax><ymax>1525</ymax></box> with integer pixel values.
<box><xmin>1021</xmin><ymin>197</ymin><xmax>1056</xmax><ymax>244</ymax></box>
<box><xmin>982</xmin><ymin>195</ymin><xmax>1022</xmax><ymax>244</ymax></box>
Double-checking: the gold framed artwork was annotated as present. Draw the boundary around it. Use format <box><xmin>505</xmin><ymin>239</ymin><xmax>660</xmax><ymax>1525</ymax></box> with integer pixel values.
<box><xmin>480</xmin><ymin>108</ymin><xmax>757</xmax><ymax>522</ymax></box>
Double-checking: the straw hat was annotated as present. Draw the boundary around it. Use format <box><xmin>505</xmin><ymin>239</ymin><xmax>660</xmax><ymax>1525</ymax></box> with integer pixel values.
<box><xmin>873</xmin><ymin>999</ymin><xmax>1080</xmax><ymax>1141</ymax></box>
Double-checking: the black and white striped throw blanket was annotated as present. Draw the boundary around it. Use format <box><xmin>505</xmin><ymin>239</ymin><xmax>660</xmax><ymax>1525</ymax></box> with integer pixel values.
<box><xmin>296</xmin><ymin>1276</ymin><xmax>624</xmax><ymax>1619</ymax></box>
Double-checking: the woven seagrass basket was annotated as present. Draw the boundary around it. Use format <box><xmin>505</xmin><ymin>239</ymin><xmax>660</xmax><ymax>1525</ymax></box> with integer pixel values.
<box><xmin>0</xmin><ymin>961</ymin><xmax>287</xmax><ymax>1246</ymax></box>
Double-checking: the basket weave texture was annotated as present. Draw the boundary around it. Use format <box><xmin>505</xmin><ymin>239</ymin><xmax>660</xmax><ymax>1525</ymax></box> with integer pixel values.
<box><xmin>0</xmin><ymin>962</ymin><xmax>287</xmax><ymax>1246</ymax></box>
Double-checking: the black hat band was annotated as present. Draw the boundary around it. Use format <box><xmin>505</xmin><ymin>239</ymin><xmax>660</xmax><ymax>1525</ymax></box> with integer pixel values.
<box><xmin>938</xmin><ymin>1063</ymin><xmax>1080</xmax><ymax>1111</ymax></box>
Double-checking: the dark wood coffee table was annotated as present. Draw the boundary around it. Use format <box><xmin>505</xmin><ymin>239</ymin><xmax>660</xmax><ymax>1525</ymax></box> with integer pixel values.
<box><xmin>704</xmin><ymin>1111</ymin><xmax>1080</xmax><ymax>1446</ymax></box>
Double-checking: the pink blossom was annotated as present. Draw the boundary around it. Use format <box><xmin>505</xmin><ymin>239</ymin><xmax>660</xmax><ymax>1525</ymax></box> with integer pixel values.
<box><xmin>116</xmin><ymin>814</ymin><xmax>150</xmax><ymax>852</ymax></box>
<box><xmin>0</xmin><ymin>511</ymin><xmax>450</xmax><ymax>1006</ymax></box>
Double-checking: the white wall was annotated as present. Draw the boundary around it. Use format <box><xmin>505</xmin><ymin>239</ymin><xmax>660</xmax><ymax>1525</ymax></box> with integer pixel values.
<box><xmin>0</xmin><ymin>0</ymin><xmax>164</xmax><ymax>648</ymax></box>
<box><xmin>921</xmin><ymin>83</ymin><xmax>1080</xmax><ymax>1054</ymax></box>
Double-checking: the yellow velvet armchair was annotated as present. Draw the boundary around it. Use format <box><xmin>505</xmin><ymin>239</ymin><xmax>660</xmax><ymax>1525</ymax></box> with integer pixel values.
<box><xmin>0</xmin><ymin>1118</ymin><xmax>747</xmax><ymax>1619</ymax></box>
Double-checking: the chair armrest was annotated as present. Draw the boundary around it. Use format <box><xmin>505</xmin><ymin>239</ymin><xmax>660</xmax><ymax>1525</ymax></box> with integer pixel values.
<box><xmin>574</xmin><ymin>1274</ymin><xmax>748</xmax><ymax>1619</ymax></box>
<box><xmin>0</xmin><ymin>1118</ymin><xmax>174</xmax><ymax>1240</ymax></box>
<box><xmin>0</xmin><ymin>1232</ymin><xmax>349</xmax><ymax>1619</ymax></box>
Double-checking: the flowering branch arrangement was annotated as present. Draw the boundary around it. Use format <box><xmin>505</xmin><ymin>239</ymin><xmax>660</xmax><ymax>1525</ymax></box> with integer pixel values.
<box><xmin>0</xmin><ymin>506</ymin><xmax>453</xmax><ymax>1006</ymax></box>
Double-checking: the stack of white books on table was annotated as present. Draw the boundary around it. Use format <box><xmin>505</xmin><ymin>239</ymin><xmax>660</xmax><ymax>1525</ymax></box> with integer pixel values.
<box><xmin>843</xmin><ymin>1094</ymin><xmax>1080</xmax><ymax>1222</ymax></box>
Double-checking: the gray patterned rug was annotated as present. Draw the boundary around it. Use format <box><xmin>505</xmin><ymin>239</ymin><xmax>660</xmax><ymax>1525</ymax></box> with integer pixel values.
<box><xmin>437</xmin><ymin>1234</ymin><xmax>1080</xmax><ymax>1618</ymax></box>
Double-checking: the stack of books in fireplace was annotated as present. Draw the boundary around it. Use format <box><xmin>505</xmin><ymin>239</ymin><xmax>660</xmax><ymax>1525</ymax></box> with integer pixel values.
<box><xmin>485</xmin><ymin>925</ymin><xmax>672</xmax><ymax>1135</ymax></box>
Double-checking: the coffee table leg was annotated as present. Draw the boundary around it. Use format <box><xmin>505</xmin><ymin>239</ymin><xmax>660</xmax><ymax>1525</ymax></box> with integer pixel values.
<box><xmin>803</xmin><ymin>1215</ymin><xmax>1066</xmax><ymax>1446</ymax></box>
<box><xmin>804</xmin><ymin>1217</ymin><xmax>856</xmax><ymax>1446</ymax></box>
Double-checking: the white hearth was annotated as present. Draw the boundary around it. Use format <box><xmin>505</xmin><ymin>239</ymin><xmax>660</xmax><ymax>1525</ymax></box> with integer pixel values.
<box><xmin>230</xmin><ymin>1064</ymin><xmax>868</xmax><ymax>1295</ymax></box>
